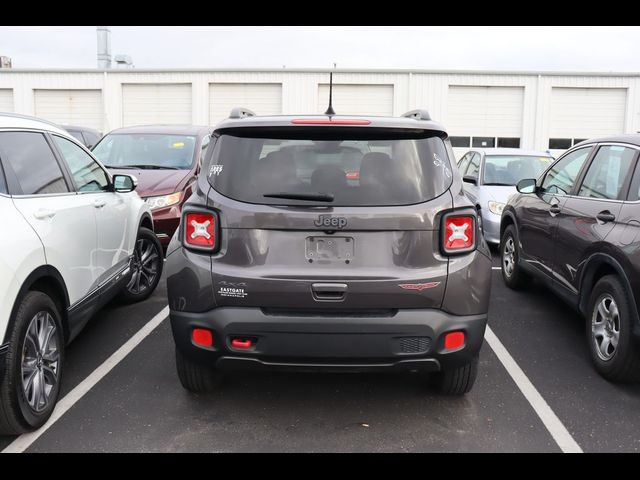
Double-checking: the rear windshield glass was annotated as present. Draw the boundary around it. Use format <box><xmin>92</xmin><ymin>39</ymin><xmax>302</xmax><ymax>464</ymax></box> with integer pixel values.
<box><xmin>483</xmin><ymin>155</ymin><xmax>554</xmax><ymax>186</ymax></box>
<box><xmin>207</xmin><ymin>130</ymin><xmax>452</xmax><ymax>206</ymax></box>
<box><xmin>93</xmin><ymin>134</ymin><xmax>196</xmax><ymax>170</ymax></box>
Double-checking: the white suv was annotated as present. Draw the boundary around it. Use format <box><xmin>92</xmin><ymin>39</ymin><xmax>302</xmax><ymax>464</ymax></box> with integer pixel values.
<box><xmin>0</xmin><ymin>114</ymin><xmax>162</xmax><ymax>434</ymax></box>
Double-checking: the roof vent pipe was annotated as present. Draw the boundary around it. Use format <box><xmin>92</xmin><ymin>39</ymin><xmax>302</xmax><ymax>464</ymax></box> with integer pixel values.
<box><xmin>97</xmin><ymin>26</ymin><xmax>112</xmax><ymax>69</ymax></box>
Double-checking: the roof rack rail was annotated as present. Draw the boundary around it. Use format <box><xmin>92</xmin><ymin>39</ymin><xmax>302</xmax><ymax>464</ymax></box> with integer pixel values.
<box><xmin>229</xmin><ymin>107</ymin><xmax>256</xmax><ymax>119</ymax></box>
<box><xmin>0</xmin><ymin>111</ymin><xmax>64</xmax><ymax>129</ymax></box>
<box><xmin>401</xmin><ymin>109</ymin><xmax>431</xmax><ymax>121</ymax></box>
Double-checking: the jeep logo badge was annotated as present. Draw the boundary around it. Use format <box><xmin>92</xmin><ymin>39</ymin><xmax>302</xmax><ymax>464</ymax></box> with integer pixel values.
<box><xmin>314</xmin><ymin>215</ymin><xmax>347</xmax><ymax>229</ymax></box>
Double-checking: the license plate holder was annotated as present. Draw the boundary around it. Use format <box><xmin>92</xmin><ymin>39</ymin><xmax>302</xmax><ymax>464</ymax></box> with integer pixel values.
<box><xmin>305</xmin><ymin>236</ymin><xmax>354</xmax><ymax>262</ymax></box>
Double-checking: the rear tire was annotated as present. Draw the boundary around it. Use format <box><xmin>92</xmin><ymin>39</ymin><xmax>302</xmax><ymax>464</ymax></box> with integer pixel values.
<box><xmin>501</xmin><ymin>225</ymin><xmax>530</xmax><ymax>290</ymax></box>
<box><xmin>0</xmin><ymin>291</ymin><xmax>64</xmax><ymax>435</ymax></box>
<box><xmin>120</xmin><ymin>227</ymin><xmax>163</xmax><ymax>304</ymax></box>
<box><xmin>175</xmin><ymin>348</ymin><xmax>222</xmax><ymax>393</ymax></box>
<box><xmin>430</xmin><ymin>356</ymin><xmax>478</xmax><ymax>395</ymax></box>
<box><xmin>587</xmin><ymin>275</ymin><xmax>640</xmax><ymax>383</ymax></box>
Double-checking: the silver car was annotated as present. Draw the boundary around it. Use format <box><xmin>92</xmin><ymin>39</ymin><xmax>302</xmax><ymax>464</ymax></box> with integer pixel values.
<box><xmin>457</xmin><ymin>148</ymin><xmax>554</xmax><ymax>245</ymax></box>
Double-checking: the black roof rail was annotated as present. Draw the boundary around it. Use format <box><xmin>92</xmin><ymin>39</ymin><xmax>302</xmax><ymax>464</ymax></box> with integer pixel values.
<box><xmin>401</xmin><ymin>109</ymin><xmax>432</xmax><ymax>121</ymax></box>
<box><xmin>229</xmin><ymin>107</ymin><xmax>256</xmax><ymax>119</ymax></box>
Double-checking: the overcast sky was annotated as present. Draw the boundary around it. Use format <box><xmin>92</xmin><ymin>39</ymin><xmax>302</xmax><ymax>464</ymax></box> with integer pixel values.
<box><xmin>1</xmin><ymin>26</ymin><xmax>639</xmax><ymax>72</ymax></box>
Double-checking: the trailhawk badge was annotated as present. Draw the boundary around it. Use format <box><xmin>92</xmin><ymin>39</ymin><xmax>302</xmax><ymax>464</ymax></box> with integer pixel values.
<box><xmin>398</xmin><ymin>282</ymin><xmax>441</xmax><ymax>291</ymax></box>
<box><xmin>314</xmin><ymin>215</ymin><xmax>347</xmax><ymax>229</ymax></box>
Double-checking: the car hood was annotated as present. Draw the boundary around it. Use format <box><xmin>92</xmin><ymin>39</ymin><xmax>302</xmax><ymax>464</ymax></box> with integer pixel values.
<box><xmin>482</xmin><ymin>185</ymin><xmax>518</xmax><ymax>205</ymax></box>
<box><xmin>108</xmin><ymin>168</ymin><xmax>191</xmax><ymax>198</ymax></box>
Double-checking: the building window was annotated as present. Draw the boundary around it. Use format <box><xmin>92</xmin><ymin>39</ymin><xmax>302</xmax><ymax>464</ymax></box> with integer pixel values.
<box><xmin>549</xmin><ymin>138</ymin><xmax>572</xmax><ymax>149</ymax></box>
<box><xmin>573</xmin><ymin>138</ymin><xmax>587</xmax><ymax>146</ymax></box>
<box><xmin>450</xmin><ymin>136</ymin><xmax>470</xmax><ymax>148</ymax></box>
<box><xmin>472</xmin><ymin>137</ymin><xmax>495</xmax><ymax>148</ymax></box>
<box><xmin>497</xmin><ymin>137</ymin><xmax>520</xmax><ymax>148</ymax></box>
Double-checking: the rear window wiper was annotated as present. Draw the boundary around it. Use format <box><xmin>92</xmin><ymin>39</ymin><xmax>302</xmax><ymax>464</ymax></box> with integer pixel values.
<box><xmin>263</xmin><ymin>192</ymin><xmax>334</xmax><ymax>202</ymax></box>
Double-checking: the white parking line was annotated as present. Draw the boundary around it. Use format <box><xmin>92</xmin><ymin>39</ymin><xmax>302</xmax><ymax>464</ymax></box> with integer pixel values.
<box><xmin>1</xmin><ymin>306</ymin><xmax>169</xmax><ymax>454</ymax></box>
<box><xmin>484</xmin><ymin>326</ymin><xmax>583</xmax><ymax>453</ymax></box>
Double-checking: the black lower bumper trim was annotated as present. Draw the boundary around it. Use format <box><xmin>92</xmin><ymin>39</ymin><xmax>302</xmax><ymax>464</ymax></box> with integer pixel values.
<box><xmin>171</xmin><ymin>307</ymin><xmax>487</xmax><ymax>372</ymax></box>
<box><xmin>216</xmin><ymin>356</ymin><xmax>440</xmax><ymax>373</ymax></box>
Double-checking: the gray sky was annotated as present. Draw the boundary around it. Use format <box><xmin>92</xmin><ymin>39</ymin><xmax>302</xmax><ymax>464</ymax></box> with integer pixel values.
<box><xmin>1</xmin><ymin>26</ymin><xmax>639</xmax><ymax>71</ymax></box>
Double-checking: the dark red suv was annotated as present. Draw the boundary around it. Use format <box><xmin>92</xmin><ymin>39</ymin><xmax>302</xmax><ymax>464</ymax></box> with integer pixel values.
<box><xmin>93</xmin><ymin>125</ymin><xmax>212</xmax><ymax>249</ymax></box>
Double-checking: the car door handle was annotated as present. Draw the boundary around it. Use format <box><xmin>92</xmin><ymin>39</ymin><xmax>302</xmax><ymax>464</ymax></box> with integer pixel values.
<box><xmin>93</xmin><ymin>199</ymin><xmax>106</xmax><ymax>208</ymax></box>
<box><xmin>549</xmin><ymin>204</ymin><xmax>561</xmax><ymax>216</ymax></box>
<box><xmin>33</xmin><ymin>209</ymin><xmax>56</xmax><ymax>220</ymax></box>
<box><xmin>596</xmin><ymin>210</ymin><xmax>616</xmax><ymax>223</ymax></box>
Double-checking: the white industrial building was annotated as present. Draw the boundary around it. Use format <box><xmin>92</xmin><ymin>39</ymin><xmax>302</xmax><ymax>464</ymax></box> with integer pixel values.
<box><xmin>1</xmin><ymin>67</ymin><xmax>639</xmax><ymax>158</ymax></box>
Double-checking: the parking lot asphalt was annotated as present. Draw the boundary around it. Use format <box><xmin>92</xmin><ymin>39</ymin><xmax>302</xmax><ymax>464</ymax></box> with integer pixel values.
<box><xmin>2</xmin><ymin>251</ymin><xmax>640</xmax><ymax>452</ymax></box>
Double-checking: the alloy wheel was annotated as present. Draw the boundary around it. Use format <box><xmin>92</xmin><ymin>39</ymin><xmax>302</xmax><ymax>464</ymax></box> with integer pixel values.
<box><xmin>127</xmin><ymin>237</ymin><xmax>160</xmax><ymax>295</ymax></box>
<box><xmin>21</xmin><ymin>311</ymin><xmax>59</xmax><ymax>413</ymax></box>
<box><xmin>592</xmin><ymin>294</ymin><xmax>620</xmax><ymax>361</ymax></box>
<box><xmin>502</xmin><ymin>236</ymin><xmax>515</xmax><ymax>278</ymax></box>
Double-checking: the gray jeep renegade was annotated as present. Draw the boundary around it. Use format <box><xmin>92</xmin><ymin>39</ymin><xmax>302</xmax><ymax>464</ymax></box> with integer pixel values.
<box><xmin>165</xmin><ymin>108</ymin><xmax>492</xmax><ymax>395</ymax></box>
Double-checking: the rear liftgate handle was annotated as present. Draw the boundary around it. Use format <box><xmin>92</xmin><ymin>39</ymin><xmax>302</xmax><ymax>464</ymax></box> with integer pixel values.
<box><xmin>311</xmin><ymin>283</ymin><xmax>348</xmax><ymax>302</ymax></box>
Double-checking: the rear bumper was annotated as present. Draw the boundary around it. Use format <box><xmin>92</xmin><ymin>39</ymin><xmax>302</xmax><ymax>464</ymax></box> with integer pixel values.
<box><xmin>0</xmin><ymin>343</ymin><xmax>8</xmax><ymax>383</ymax></box>
<box><xmin>170</xmin><ymin>307</ymin><xmax>487</xmax><ymax>372</ymax></box>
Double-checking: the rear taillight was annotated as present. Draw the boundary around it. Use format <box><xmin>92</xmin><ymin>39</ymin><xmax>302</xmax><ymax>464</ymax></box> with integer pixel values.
<box><xmin>442</xmin><ymin>213</ymin><xmax>476</xmax><ymax>255</ymax></box>
<box><xmin>183</xmin><ymin>210</ymin><xmax>219</xmax><ymax>252</ymax></box>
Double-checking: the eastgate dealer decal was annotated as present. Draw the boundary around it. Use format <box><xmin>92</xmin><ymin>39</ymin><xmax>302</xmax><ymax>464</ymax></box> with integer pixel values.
<box><xmin>217</xmin><ymin>286</ymin><xmax>248</xmax><ymax>298</ymax></box>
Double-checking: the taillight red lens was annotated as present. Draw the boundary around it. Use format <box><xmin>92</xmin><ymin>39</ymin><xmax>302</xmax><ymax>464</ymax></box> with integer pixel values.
<box><xmin>184</xmin><ymin>212</ymin><xmax>216</xmax><ymax>249</ymax></box>
<box><xmin>443</xmin><ymin>215</ymin><xmax>475</xmax><ymax>253</ymax></box>
<box><xmin>192</xmin><ymin>328</ymin><xmax>214</xmax><ymax>348</ymax></box>
<box><xmin>346</xmin><ymin>171</ymin><xmax>360</xmax><ymax>181</ymax></box>
<box><xmin>444</xmin><ymin>331</ymin><xmax>465</xmax><ymax>350</ymax></box>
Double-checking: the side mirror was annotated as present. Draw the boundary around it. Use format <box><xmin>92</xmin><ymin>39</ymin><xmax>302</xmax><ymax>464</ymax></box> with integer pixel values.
<box><xmin>463</xmin><ymin>175</ymin><xmax>478</xmax><ymax>185</ymax></box>
<box><xmin>113</xmin><ymin>174</ymin><xmax>137</xmax><ymax>193</ymax></box>
<box><xmin>516</xmin><ymin>178</ymin><xmax>537</xmax><ymax>194</ymax></box>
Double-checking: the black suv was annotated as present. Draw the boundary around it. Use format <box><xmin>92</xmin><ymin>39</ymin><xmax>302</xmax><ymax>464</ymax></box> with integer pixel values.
<box><xmin>166</xmin><ymin>108</ymin><xmax>492</xmax><ymax>395</ymax></box>
<box><xmin>501</xmin><ymin>135</ymin><xmax>640</xmax><ymax>382</ymax></box>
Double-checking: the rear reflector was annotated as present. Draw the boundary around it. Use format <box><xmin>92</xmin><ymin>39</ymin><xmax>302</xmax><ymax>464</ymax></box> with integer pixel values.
<box><xmin>443</xmin><ymin>215</ymin><xmax>475</xmax><ymax>254</ymax></box>
<box><xmin>291</xmin><ymin>119</ymin><xmax>371</xmax><ymax>125</ymax></box>
<box><xmin>192</xmin><ymin>328</ymin><xmax>214</xmax><ymax>348</ymax></box>
<box><xmin>444</xmin><ymin>331</ymin><xmax>465</xmax><ymax>350</ymax></box>
<box><xmin>231</xmin><ymin>338</ymin><xmax>253</xmax><ymax>350</ymax></box>
<box><xmin>184</xmin><ymin>211</ymin><xmax>217</xmax><ymax>250</ymax></box>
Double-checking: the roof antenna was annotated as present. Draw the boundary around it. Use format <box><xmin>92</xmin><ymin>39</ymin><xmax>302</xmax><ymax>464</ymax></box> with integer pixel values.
<box><xmin>324</xmin><ymin>71</ymin><xmax>336</xmax><ymax>116</ymax></box>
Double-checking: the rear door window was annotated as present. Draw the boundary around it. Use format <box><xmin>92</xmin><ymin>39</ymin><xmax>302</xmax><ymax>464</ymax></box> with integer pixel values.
<box><xmin>0</xmin><ymin>161</ymin><xmax>6</xmax><ymax>194</ymax></box>
<box><xmin>0</xmin><ymin>131</ymin><xmax>69</xmax><ymax>195</ymax></box>
<box><xmin>577</xmin><ymin>145</ymin><xmax>637</xmax><ymax>200</ymax></box>
<box><xmin>208</xmin><ymin>129</ymin><xmax>453</xmax><ymax>206</ymax></box>
<box><xmin>52</xmin><ymin>135</ymin><xmax>110</xmax><ymax>192</ymax></box>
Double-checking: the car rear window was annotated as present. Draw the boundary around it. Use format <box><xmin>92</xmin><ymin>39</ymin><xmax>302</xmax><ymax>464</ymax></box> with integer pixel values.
<box><xmin>207</xmin><ymin>129</ymin><xmax>453</xmax><ymax>206</ymax></box>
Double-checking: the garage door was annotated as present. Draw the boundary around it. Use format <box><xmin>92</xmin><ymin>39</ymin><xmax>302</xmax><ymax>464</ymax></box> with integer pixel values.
<box><xmin>209</xmin><ymin>83</ymin><xmax>282</xmax><ymax>125</ymax></box>
<box><xmin>0</xmin><ymin>89</ymin><xmax>13</xmax><ymax>112</ymax></box>
<box><xmin>122</xmin><ymin>84</ymin><xmax>192</xmax><ymax>126</ymax></box>
<box><xmin>34</xmin><ymin>90</ymin><xmax>103</xmax><ymax>130</ymax></box>
<box><xmin>550</xmin><ymin>87</ymin><xmax>626</xmax><ymax>140</ymax></box>
<box><xmin>447</xmin><ymin>86</ymin><xmax>524</xmax><ymax>138</ymax></box>
<box><xmin>317</xmin><ymin>84</ymin><xmax>393</xmax><ymax>116</ymax></box>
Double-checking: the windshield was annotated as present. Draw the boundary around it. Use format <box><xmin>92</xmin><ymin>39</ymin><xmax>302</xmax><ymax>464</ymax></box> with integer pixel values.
<box><xmin>207</xmin><ymin>130</ymin><xmax>453</xmax><ymax>206</ymax></box>
<box><xmin>93</xmin><ymin>133</ymin><xmax>196</xmax><ymax>170</ymax></box>
<box><xmin>483</xmin><ymin>155</ymin><xmax>553</xmax><ymax>186</ymax></box>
